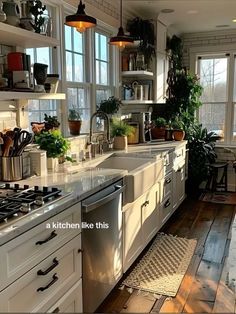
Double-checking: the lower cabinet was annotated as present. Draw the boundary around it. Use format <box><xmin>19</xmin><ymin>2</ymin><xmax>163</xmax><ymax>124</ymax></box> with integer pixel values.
<box><xmin>159</xmin><ymin>194</ymin><xmax>172</xmax><ymax>227</ymax></box>
<box><xmin>0</xmin><ymin>235</ymin><xmax>82</xmax><ymax>313</ymax></box>
<box><xmin>123</xmin><ymin>183</ymin><xmax>160</xmax><ymax>272</ymax></box>
<box><xmin>173</xmin><ymin>165</ymin><xmax>185</xmax><ymax>212</ymax></box>
<box><xmin>47</xmin><ymin>280</ymin><xmax>82</xmax><ymax>313</ymax></box>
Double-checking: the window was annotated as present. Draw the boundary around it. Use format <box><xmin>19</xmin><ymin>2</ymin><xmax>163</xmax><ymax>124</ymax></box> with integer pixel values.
<box><xmin>95</xmin><ymin>31</ymin><xmax>113</xmax><ymax>107</ymax></box>
<box><xmin>26</xmin><ymin>47</ymin><xmax>58</xmax><ymax>125</ymax></box>
<box><xmin>197</xmin><ymin>55</ymin><xmax>229</xmax><ymax>141</ymax></box>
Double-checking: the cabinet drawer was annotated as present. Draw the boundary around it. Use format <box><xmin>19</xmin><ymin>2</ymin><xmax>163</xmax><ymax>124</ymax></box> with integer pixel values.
<box><xmin>173</xmin><ymin>146</ymin><xmax>186</xmax><ymax>168</ymax></box>
<box><xmin>164</xmin><ymin>152</ymin><xmax>173</xmax><ymax>175</ymax></box>
<box><xmin>162</xmin><ymin>172</ymin><xmax>173</xmax><ymax>200</ymax></box>
<box><xmin>0</xmin><ymin>235</ymin><xmax>82</xmax><ymax>313</ymax></box>
<box><xmin>0</xmin><ymin>203</ymin><xmax>81</xmax><ymax>291</ymax></box>
<box><xmin>47</xmin><ymin>280</ymin><xmax>82</xmax><ymax>313</ymax></box>
<box><xmin>160</xmin><ymin>194</ymin><xmax>172</xmax><ymax>226</ymax></box>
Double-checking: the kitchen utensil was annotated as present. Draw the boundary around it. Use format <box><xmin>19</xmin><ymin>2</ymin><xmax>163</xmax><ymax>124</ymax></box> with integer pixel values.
<box><xmin>0</xmin><ymin>0</ymin><xmax>6</xmax><ymax>22</ymax></box>
<box><xmin>13</xmin><ymin>130</ymin><xmax>33</xmax><ymax>156</ymax></box>
<box><xmin>2</xmin><ymin>135</ymin><xmax>13</xmax><ymax>157</ymax></box>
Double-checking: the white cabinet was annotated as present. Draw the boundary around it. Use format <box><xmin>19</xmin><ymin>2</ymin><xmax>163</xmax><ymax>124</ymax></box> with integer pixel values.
<box><xmin>173</xmin><ymin>166</ymin><xmax>185</xmax><ymax>212</ymax></box>
<box><xmin>142</xmin><ymin>183</ymin><xmax>160</xmax><ymax>247</ymax></box>
<box><xmin>160</xmin><ymin>193</ymin><xmax>172</xmax><ymax>226</ymax></box>
<box><xmin>156</xmin><ymin>20</ymin><xmax>167</xmax><ymax>54</ymax></box>
<box><xmin>0</xmin><ymin>203</ymin><xmax>82</xmax><ymax>313</ymax></box>
<box><xmin>123</xmin><ymin>183</ymin><xmax>160</xmax><ymax>272</ymax></box>
<box><xmin>47</xmin><ymin>280</ymin><xmax>83</xmax><ymax>313</ymax></box>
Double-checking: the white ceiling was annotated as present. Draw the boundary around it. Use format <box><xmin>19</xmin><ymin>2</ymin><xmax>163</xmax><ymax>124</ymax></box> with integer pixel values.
<box><xmin>123</xmin><ymin>0</ymin><xmax>236</xmax><ymax>34</ymax></box>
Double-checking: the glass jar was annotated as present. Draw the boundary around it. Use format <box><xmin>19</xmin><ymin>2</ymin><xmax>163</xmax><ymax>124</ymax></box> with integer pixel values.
<box><xmin>136</xmin><ymin>52</ymin><xmax>145</xmax><ymax>70</ymax></box>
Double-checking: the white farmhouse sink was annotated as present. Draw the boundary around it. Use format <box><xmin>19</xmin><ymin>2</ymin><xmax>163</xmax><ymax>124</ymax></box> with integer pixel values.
<box><xmin>95</xmin><ymin>156</ymin><xmax>164</xmax><ymax>203</ymax></box>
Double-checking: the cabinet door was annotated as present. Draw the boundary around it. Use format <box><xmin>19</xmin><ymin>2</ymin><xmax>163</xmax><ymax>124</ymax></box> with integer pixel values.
<box><xmin>142</xmin><ymin>183</ymin><xmax>160</xmax><ymax>247</ymax></box>
<box><xmin>156</xmin><ymin>52</ymin><xmax>168</xmax><ymax>103</ymax></box>
<box><xmin>123</xmin><ymin>197</ymin><xmax>143</xmax><ymax>273</ymax></box>
<box><xmin>173</xmin><ymin>166</ymin><xmax>185</xmax><ymax>212</ymax></box>
<box><xmin>47</xmin><ymin>280</ymin><xmax>82</xmax><ymax>313</ymax></box>
<box><xmin>160</xmin><ymin>194</ymin><xmax>172</xmax><ymax>226</ymax></box>
<box><xmin>156</xmin><ymin>20</ymin><xmax>167</xmax><ymax>53</ymax></box>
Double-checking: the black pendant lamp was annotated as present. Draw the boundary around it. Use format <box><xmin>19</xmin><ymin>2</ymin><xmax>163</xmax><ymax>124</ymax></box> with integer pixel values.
<box><xmin>109</xmin><ymin>0</ymin><xmax>134</xmax><ymax>48</ymax></box>
<box><xmin>65</xmin><ymin>0</ymin><xmax>97</xmax><ymax>33</ymax></box>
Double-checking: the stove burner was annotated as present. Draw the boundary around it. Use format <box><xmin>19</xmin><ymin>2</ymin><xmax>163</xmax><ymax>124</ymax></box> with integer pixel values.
<box><xmin>0</xmin><ymin>184</ymin><xmax>63</xmax><ymax>223</ymax></box>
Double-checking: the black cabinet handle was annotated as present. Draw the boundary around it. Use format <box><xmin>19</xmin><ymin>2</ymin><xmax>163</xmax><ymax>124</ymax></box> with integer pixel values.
<box><xmin>141</xmin><ymin>200</ymin><xmax>149</xmax><ymax>209</ymax></box>
<box><xmin>52</xmin><ymin>307</ymin><xmax>60</xmax><ymax>313</ymax></box>
<box><xmin>164</xmin><ymin>199</ymin><xmax>171</xmax><ymax>208</ymax></box>
<box><xmin>35</xmin><ymin>230</ymin><xmax>57</xmax><ymax>245</ymax></box>
<box><xmin>165</xmin><ymin>178</ymin><xmax>172</xmax><ymax>185</ymax></box>
<box><xmin>37</xmin><ymin>273</ymin><xmax>58</xmax><ymax>292</ymax></box>
<box><xmin>37</xmin><ymin>258</ymin><xmax>59</xmax><ymax>276</ymax></box>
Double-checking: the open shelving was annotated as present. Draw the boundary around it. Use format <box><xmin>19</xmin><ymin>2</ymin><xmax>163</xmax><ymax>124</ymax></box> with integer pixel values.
<box><xmin>121</xmin><ymin>70</ymin><xmax>154</xmax><ymax>79</ymax></box>
<box><xmin>0</xmin><ymin>92</ymin><xmax>66</xmax><ymax>101</ymax></box>
<box><xmin>121</xmin><ymin>100</ymin><xmax>154</xmax><ymax>105</ymax></box>
<box><xmin>0</xmin><ymin>22</ymin><xmax>60</xmax><ymax>48</ymax></box>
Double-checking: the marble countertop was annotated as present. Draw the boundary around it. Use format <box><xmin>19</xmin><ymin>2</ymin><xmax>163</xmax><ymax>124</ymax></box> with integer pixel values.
<box><xmin>0</xmin><ymin>140</ymin><xmax>187</xmax><ymax>246</ymax></box>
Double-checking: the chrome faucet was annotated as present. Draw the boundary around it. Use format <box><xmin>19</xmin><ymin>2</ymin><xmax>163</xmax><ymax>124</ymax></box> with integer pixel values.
<box><xmin>89</xmin><ymin>111</ymin><xmax>111</xmax><ymax>155</ymax></box>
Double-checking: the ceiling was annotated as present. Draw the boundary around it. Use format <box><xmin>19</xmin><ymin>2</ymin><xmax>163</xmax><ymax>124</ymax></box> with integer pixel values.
<box><xmin>123</xmin><ymin>0</ymin><xmax>236</xmax><ymax>34</ymax></box>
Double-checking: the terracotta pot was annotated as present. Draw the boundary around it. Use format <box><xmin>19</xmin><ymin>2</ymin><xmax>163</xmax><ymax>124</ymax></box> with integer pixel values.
<box><xmin>113</xmin><ymin>136</ymin><xmax>128</xmax><ymax>150</ymax></box>
<box><xmin>172</xmin><ymin>130</ymin><xmax>185</xmax><ymax>141</ymax></box>
<box><xmin>68</xmin><ymin>120</ymin><xmax>82</xmax><ymax>136</ymax></box>
<box><xmin>151</xmin><ymin>127</ymin><xmax>166</xmax><ymax>139</ymax></box>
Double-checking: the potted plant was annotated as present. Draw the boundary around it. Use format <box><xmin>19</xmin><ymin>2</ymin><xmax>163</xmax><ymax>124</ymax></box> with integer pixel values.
<box><xmin>68</xmin><ymin>108</ymin><xmax>82</xmax><ymax>136</ymax></box>
<box><xmin>171</xmin><ymin>116</ymin><xmax>185</xmax><ymax>141</ymax></box>
<box><xmin>111</xmin><ymin>119</ymin><xmax>134</xmax><ymax>150</ymax></box>
<box><xmin>151</xmin><ymin>117</ymin><xmax>167</xmax><ymax>140</ymax></box>
<box><xmin>44</xmin><ymin>114</ymin><xmax>60</xmax><ymax>131</ymax></box>
<box><xmin>35</xmin><ymin>129</ymin><xmax>70</xmax><ymax>171</ymax></box>
<box><xmin>97</xmin><ymin>96</ymin><xmax>121</xmax><ymax>116</ymax></box>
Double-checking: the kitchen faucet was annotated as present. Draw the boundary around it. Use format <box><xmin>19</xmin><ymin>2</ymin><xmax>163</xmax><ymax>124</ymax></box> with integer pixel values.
<box><xmin>89</xmin><ymin>111</ymin><xmax>111</xmax><ymax>155</ymax></box>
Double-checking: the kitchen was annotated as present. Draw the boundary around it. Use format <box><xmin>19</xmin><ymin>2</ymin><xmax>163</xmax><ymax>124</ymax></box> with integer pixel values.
<box><xmin>0</xmin><ymin>0</ymin><xmax>236</xmax><ymax>313</ymax></box>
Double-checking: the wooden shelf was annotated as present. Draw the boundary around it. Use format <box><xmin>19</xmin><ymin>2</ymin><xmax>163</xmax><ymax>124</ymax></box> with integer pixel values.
<box><xmin>121</xmin><ymin>71</ymin><xmax>154</xmax><ymax>78</ymax></box>
<box><xmin>122</xmin><ymin>100</ymin><xmax>154</xmax><ymax>105</ymax></box>
<box><xmin>0</xmin><ymin>22</ymin><xmax>59</xmax><ymax>48</ymax></box>
<box><xmin>0</xmin><ymin>92</ymin><xmax>66</xmax><ymax>100</ymax></box>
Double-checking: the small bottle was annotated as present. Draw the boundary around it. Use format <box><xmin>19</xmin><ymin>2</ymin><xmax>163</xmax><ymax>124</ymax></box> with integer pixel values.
<box><xmin>129</xmin><ymin>53</ymin><xmax>135</xmax><ymax>71</ymax></box>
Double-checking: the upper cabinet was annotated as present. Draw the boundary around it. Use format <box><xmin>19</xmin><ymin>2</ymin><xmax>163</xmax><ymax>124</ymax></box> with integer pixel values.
<box><xmin>156</xmin><ymin>20</ymin><xmax>167</xmax><ymax>54</ymax></box>
<box><xmin>0</xmin><ymin>22</ymin><xmax>60</xmax><ymax>48</ymax></box>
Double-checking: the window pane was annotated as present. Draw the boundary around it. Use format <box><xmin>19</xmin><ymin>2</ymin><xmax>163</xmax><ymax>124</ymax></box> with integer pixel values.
<box><xmin>232</xmin><ymin>104</ymin><xmax>236</xmax><ymax>141</ymax></box>
<box><xmin>199</xmin><ymin>57</ymin><xmax>228</xmax><ymax>102</ymax></box>
<box><xmin>100</xmin><ymin>34</ymin><xmax>107</xmax><ymax>61</ymax></box>
<box><xmin>74</xmin><ymin>30</ymin><xmax>83</xmax><ymax>53</ymax></box>
<box><xmin>67</xmin><ymin>88</ymin><xmax>78</xmax><ymax>107</ymax></box>
<box><xmin>199</xmin><ymin>103</ymin><xmax>226</xmax><ymax>138</ymax></box>
<box><xmin>65</xmin><ymin>25</ymin><xmax>72</xmax><ymax>50</ymax></box>
<box><xmin>96</xmin><ymin>89</ymin><xmax>109</xmax><ymax>107</ymax></box>
<box><xmin>26</xmin><ymin>48</ymin><xmax>35</xmax><ymax>64</ymax></box>
<box><xmin>66</xmin><ymin>51</ymin><xmax>73</xmax><ymax>81</ymax></box>
<box><xmin>36</xmin><ymin>47</ymin><xmax>50</xmax><ymax>66</ymax></box>
<box><xmin>95</xmin><ymin>33</ymin><xmax>99</xmax><ymax>59</ymax></box>
<box><xmin>74</xmin><ymin>54</ymin><xmax>84</xmax><ymax>82</ymax></box>
<box><xmin>100</xmin><ymin>61</ymin><xmax>108</xmax><ymax>85</ymax></box>
<box><xmin>96</xmin><ymin>60</ymin><xmax>100</xmax><ymax>84</ymax></box>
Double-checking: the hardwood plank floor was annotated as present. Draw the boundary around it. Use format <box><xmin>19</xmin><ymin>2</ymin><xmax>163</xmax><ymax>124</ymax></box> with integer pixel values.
<box><xmin>96</xmin><ymin>198</ymin><xmax>236</xmax><ymax>313</ymax></box>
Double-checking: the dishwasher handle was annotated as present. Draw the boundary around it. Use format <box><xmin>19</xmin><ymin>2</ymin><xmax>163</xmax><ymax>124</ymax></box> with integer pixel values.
<box><xmin>82</xmin><ymin>185</ymin><xmax>125</xmax><ymax>213</ymax></box>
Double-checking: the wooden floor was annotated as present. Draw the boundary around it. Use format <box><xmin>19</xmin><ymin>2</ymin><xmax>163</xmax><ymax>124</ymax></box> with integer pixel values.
<box><xmin>97</xmin><ymin>197</ymin><xmax>236</xmax><ymax>313</ymax></box>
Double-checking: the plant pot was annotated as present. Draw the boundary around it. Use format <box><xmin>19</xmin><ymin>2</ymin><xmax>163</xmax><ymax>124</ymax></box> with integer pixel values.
<box><xmin>113</xmin><ymin>136</ymin><xmax>128</xmax><ymax>150</ymax></box>
<box><xmin>68</xmin><ymin>120</ymin><xmax>82</xmax><ymax>136</ymax></box>
<box><xmin>47</xmin><ymin>157</ymin><xmax>58</xmax><ymax>172</ymax></box>
<box><xmin>151</xmin><ymin>127</ymin><xmax>166</xmax><ymax>139</ymax></box>
<box><xmin>173</xmin><ymin>129</ymin><xmax>185</xmax><ymax>141</ymax></box>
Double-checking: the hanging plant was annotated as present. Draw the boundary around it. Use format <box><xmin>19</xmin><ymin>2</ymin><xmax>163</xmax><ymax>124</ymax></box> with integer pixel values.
<box><xmin>126</xmin><ymin>17</ymin><xmax>155</xmax><ymax>66</ymax></box>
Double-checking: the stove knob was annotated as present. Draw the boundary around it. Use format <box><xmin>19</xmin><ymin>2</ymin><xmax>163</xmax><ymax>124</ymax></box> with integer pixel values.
<box><xmin>5</xmin><ymin>183</ymin><xmax>10</xmax><ymax>189</ymax></box>
<box><xmin>14</xmin><ymin>184</ymin><xmax>19</xmax><ymax>190</ymax></box>
<box><xmin>24</xmin><ymin>185</ymin><xmax>30</xmax><ymax>190</ymax></box>
<box><xmin>43</xmin><ymin>187</ymin><xmax>48</xmax><ymax>193</ymax></box>
<box><xmin>20</xmin><ymin>203</ymin><xmax>31</xmax><ymax>213</ymax></box>
<box><xmin>34</xmin><ymin>186</ymin><xmax>39</xmax><ymax>191</ymax></box>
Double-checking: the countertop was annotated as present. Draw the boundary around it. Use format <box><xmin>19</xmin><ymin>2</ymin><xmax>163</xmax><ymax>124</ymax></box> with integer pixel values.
<box><xmin>0</xmin><ymin>140</ymin><xmax>187</xmax><ymax>246</ymax></box>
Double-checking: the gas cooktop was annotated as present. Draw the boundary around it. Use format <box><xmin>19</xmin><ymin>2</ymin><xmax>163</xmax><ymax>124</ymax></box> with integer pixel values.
<box><xmin>0</xmin><ymin>183</ymin><xmax>66</xmax><ymax>225</ymax></box>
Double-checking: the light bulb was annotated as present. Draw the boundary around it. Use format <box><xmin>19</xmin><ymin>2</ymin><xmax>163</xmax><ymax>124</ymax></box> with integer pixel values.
<box><xmin>76</xmin><ymin>21</ymin><xmax>86</xmax><ymax>33</ymax></box>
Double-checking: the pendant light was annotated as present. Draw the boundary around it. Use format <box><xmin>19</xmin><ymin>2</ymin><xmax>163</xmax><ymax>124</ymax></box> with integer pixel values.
<box><xmin>65</xmin><ymin>0</ymin><xmax>97</xmax><ymax>33</ymax></box>
<box><xmin>109</xmin><ymin>0</ymin><xmax>134</xmax><ymax>48</ymax></box>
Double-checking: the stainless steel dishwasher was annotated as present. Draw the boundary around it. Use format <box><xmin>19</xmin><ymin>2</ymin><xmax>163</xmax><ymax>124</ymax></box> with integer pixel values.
<box><xmin>81</xmin><ymin>180</ymin><xmax>124</xmax><ymax>313</ymax></box>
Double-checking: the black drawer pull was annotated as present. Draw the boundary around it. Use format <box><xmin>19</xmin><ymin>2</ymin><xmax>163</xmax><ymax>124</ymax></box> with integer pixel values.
<box><xmin>52</xmin><ymin>307</ymin><xmax>60</xmax><ymax>313</ymax></box>
<box><xmin>141</xmin><ymin>200</ymin><xmax>149</xmax><ymax>209</ymax></box>
<box><xmin>164</xmin><ymin>200</ymin><xmax>171</xmax><ymax>208</ymax></box>
<box><xmin>165</xmin><ymin>178</ymin><xmax>172</xmax><ymax>184</ymax></box>
<box><xmin>35</xmin><ymin>230</ymin><xmax>57</xmax><ymax>245</ymax></box>
<box><xmin>37</xmin><ymin>258</ymin><xmax>59</xmax><ymax>276</ymax></box>
<box><xmin>37</xmin><ymin>273</ymin><xmax>58</xmax><ymax>292</ymax></box>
